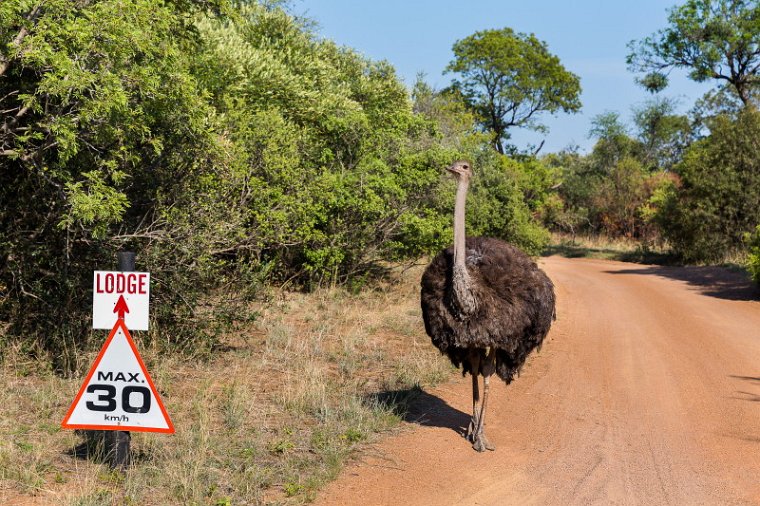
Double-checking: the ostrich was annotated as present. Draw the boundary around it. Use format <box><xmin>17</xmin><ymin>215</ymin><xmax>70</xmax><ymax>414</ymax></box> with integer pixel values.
<box><xmin>420</xmin><ymin>160</ymin><xmax>556</xmax><ymax>452</ymax></box>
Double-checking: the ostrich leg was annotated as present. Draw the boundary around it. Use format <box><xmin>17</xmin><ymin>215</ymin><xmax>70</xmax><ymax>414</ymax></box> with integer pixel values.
<box><xmin>472</xmin><ymin>349</ymin><xmax>496</xmax><ymax>452</ymax></box>
<box><xmin>466</xmin><ymin>371</ymin><xmax>480</xmax><ymax>442</ymax></box>
<box><xmin>466</xmin><ymin>350</ymin><xmax>481</xmax><ymax>442</ymax></box>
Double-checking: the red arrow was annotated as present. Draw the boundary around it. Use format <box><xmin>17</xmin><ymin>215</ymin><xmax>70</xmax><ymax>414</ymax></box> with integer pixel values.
<box><xmin>113</xmin><ymin>295</ymin><xmax>130</xmax><ymax>320</ymax></box>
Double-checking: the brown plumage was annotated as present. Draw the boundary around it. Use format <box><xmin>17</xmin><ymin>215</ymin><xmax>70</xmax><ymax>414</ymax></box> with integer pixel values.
<box><xmin>420</xmin><ymin>161</ymin><xmax>556</xmax><ymax>452</ymax></box>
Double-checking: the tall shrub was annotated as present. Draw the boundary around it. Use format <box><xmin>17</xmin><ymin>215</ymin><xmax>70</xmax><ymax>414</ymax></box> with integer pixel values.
<box><xmin>657</xmin><ymin>110</ymin><xmax>760</xmax><ymax>262</ymax></box>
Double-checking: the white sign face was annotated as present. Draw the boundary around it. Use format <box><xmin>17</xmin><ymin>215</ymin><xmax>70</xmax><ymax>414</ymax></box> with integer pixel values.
<box><xmin>61</xmin><ymin>320</ymin><xmax>173</xmax><ymax>433</ymax></box>
<box><xmin>92</xmin><ymin>271</ymin><xmax>150</xmax><ymax>330</ymax></box>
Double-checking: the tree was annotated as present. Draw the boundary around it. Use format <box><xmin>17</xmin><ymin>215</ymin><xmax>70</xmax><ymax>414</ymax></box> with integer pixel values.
<box><xmin>445</xmin><ymin>28</ymin><xmax>581</xmax><ymax>154</ymax></box>
<box><xmin>547</xmin><ymin>111</ymin><xmax>681</xmax><ymax>241</ymax></box>
<box><xmin>627</xmin><ymin>0</ymin><xmax>760</xmax><ymax>105</ymax></box>
<box><xmin>587</xmin><ymin>112</ymin><xmax>638</xmax><ymax>170</ymax></box>
<box><xmin>632</xmin><ymin>97</ymin><xmax>692</xmax><ymax>170</ymax></box>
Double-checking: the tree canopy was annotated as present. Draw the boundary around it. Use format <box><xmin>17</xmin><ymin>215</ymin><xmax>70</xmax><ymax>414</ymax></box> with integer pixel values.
<box><xmin>445</xmin><ymin>28</ymin><xmax>582</xmax><ymax>154</ymax></box>
<box><xmin>627</xmin><ymin>0</ymin><xmax>760</xmax><ymax>105</ymax></box>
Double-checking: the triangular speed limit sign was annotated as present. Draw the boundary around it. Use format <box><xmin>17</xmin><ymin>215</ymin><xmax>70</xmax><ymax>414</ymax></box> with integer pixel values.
<box><xmin>62</xmin><ymin>320</ymin><xmax>174</xmax><ymax>433</ymax></box>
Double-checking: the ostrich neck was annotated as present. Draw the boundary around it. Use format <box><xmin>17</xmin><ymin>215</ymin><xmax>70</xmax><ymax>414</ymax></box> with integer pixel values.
<box><xmin>453</xmin><ymin>177</ymin><xmax>469</xmax><ymax>267</ymax></box>
<box><xmin>451</xmin><ymin>176</ymin><xmax>478</xmax><ymax>318</ymax></box>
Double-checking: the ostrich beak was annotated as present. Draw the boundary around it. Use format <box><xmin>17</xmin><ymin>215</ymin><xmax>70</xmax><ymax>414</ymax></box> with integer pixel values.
<box><xmin>446</xmin><ymin>161</ymin><xmax>471</xmax><ymax>176</ymax></box>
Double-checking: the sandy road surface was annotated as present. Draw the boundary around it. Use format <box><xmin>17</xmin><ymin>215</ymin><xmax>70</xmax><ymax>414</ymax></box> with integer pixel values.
<box><xmin>316</xmin><ymin>256</ymin><xmax>760</xmax><ymax>506</ymax></box>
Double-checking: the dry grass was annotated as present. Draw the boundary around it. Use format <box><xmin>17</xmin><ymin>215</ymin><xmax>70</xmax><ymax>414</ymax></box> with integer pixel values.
<box><xmin>545</xmin><ymin>232</ymin><xmax>674</xmax><ymax>264</ymax></box>
<box><xmin>551</xmin><ymin>232</ymin><xmax>648</xmax><ymax>252</ymax></box>
<box><xmin>0</xmin><ymin>264</ymin><xmax>453</xmax><ymax>505</ymax></box>
<box><xmin>546</xmin><ymin>232</ymin><xmax>752</xmax><ymax>271</ymax></box>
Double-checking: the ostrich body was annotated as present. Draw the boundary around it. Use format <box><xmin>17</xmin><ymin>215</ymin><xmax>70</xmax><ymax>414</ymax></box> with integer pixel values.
<box><xmin>420</xmin><ymin>161</ymin><xmax>556</xmax><ymax>452</ymax></box>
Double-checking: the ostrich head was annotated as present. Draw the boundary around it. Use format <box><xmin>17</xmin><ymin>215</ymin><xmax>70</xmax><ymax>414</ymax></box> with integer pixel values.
<box><xmin>446</xmin><ymin>160</ymin><xmax>473</xmax><ymax>180</ymax></box>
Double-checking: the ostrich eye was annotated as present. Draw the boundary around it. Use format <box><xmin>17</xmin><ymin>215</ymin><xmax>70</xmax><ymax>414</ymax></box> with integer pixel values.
<box><xmin>463</xmin><ymin>165</ymin><xmax>469</xmax><ymax>170</ymax></box>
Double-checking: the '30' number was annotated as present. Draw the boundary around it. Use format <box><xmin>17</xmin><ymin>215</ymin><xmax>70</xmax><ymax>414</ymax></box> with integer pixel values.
<box><xmin>85</xmin><ymin>384</ymin><xmax>151</xmax><ymax>413</ymax></box>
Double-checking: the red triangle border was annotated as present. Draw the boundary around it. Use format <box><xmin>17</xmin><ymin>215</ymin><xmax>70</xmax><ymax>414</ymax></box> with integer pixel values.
<box><xmin>61</xmin><ymin>319</ymin><xmax>175</xmax><ymax>434</ymax></box>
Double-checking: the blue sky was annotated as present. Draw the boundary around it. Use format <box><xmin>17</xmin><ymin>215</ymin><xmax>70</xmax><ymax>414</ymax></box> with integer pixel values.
<box><xmin>294</xmin><ymin>0</ymin><xmax>713</xmax><ymax>153</ymax></box>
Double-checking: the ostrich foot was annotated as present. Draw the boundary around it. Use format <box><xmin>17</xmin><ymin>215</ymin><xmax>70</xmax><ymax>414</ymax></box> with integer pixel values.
<box><xmin>471</xmin><ymin>432</ymin><xmax>495</xmax><ymax>452</ymax></box>
<box><xmin>466</xmin><ymin>415</ymin><xmax>479</xmax><ymax>442</ymax></box>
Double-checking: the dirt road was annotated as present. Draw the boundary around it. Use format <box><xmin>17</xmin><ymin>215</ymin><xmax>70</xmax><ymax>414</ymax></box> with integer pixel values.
<box><xmin>316</xmin><ymin>256</ymin><xmax>760</xmax><ymax>506</ymax></box>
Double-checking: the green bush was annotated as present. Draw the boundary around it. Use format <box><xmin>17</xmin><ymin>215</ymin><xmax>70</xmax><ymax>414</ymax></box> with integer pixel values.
<box><xmin>0</xmin><ymin>0</ymin><xmax>231</xmax><ymax>367</ymax></box>
<box><xmin>464</xmin><ymin>153</ymin><xmax>550</xmax><ymax>256</ymax></box>
<box><xmin>747</xmin><ymin>226</ymin><xmax>760</xmax><ymax>284</ymax></box>
<box><xmin>657</xmin><ymin>110</ymin><xmax>760</xmax><ymax>263</ymax></box>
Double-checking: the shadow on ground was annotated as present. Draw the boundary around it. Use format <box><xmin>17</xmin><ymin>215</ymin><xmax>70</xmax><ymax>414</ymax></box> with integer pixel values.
<box><xmin>605</xmin><ymin>264</ymin><xmax>759</xmax><ymax>301</ymax></box>
<box><xmin>731</xmin><ymin>375</ymin><xmax>760</xmax><ymax>383</ymax></box>
<box><xmin>65</xmin><ymin>430</ymin><xmax>148</xmax><ymax>466</ymax></box>
<box><xmin>367</xmin><ymin>387</ymin><xmax>470</xmax><ymax>437</ymax></box>
<box><xmin>730</xmin><ymin>375</ymin><xmax>760</xmax><ymax>404</ymax></box>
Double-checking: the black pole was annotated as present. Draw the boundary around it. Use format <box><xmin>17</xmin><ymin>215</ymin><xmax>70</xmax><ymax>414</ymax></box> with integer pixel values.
<box><xmin>105</xmin><ymin>251</ymin><xmax>135</xmax><ymax>470</ymax></box>
<box><xmin>118</xmin><ymin>251</ymin><xmax>136</xmax><ymax>272</ymax></box>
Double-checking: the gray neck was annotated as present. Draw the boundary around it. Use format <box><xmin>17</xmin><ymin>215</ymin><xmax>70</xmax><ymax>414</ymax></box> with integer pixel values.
<box><xmin>451</xmin><ymin>176</ymin><xmax>478</xmax><ymax>318</ymax></box>
<box><xmin>453</xmin><ymin>176</ymin><xmax>469</xmax><ymax>268</ymax></box>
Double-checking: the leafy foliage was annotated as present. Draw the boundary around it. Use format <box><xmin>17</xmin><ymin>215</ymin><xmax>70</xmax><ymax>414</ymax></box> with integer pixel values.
<box><xmin>747</xmin><ymin>225</ymin><xmax>760</xmax><ymax>284</ymax></box>
<box><xmin>193</xmin><ymin>5</ymin><xmax>454</xmax><ymax>284</ymax></box>
<box><xmin>445</xmin><ymin>28</ymin><xmax>581</xmax><ymax>154</ymax></box>
<box><xmin>632</xmin><ymin>97</ymin><xmax>692</xmax><ymax>170</ymax></box>
<box><xmin>627</xmin><ymin>0</ymin><xmax>760</xmax><ymax>105</ymax></box>
<box><xmin>545</xmin><ymin>109</ymin><xmax>684</xmax><ymax>241</ymax></box>
<box><xmin>1</xmin><ymin>0</ymin><xmax>228</xmax><ymax>367</ymax></box>
<box><xmin>656</xmin><ymin>109</ymin><xmax>760</xmax><ymax>262</ymax></box>
<box><xmin>0</xmin><ymin>1</ymin><xmax>552</xmax><ymax>366</ymax></box>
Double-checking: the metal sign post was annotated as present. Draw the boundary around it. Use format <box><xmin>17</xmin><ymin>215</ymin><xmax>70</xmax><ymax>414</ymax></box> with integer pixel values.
<box><xmin>108</xmin><ymin>251</ymin><xmax>135</xmax><ymax>469</ymax></box>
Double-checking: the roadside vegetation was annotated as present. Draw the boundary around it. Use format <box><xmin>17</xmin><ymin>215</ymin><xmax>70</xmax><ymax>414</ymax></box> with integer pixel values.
<box><xmin>0</xmin><ymin>265</ymin><xmax>454</xmax><ymax>504</ymax></box>
<box><xmin>0</xmin><ymin>0</ymin><xmax>560</xmax><ymax>368</ymax></box>
<box><xmin>2</xmin><ymin>0</ymin><xmax>760</xmax><ymax>503</ymax></box>
<box><xmin>547</xmin><ymin>0</ymin><xmax>760</xmax><ymax>268</ymax></box>
<box><xmin>545</xmin><ymin>233</ymin><xmax>676</xmax><ymax>265</ymax></box>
